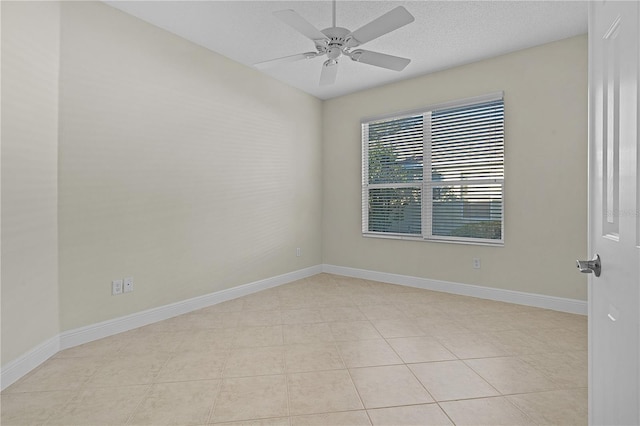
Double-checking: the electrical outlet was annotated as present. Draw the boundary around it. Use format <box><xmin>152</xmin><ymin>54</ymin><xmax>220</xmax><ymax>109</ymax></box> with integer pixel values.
<box><xmin>473</xmin><ymin>258</ymin><xmax>481</xmax><ymax>269</ymax></box>
<box><xmin>112</xmin><ymin>279</ymin><xmax>123</xmax><ymax>295</ymax></box>
<box><xmin>296</xmin><ymin>247</ymin><xmax>301</xmax><ymax>257</ymax></box>
<box><xmin>124</xmin><ymin>276</ymin><xmax>134</xmax><ymax>293</ymax></box>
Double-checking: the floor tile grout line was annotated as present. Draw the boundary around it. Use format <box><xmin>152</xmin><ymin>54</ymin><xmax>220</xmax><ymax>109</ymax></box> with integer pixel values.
<box><xmin>206</xmin><ymin>343</ymin><xmax>233</xmax><ymax>424</ymax></box>
<box><xmin>331</xmin><ymin>324</ymin><xmax>371</xmax><ymax>424</ymax></box>
<box><xmin>460</xmin><ymin>357</ymin><xmax>520</xmax><ymax>397</ymax></box>
<box><xmin>123</xmin><ymin>382</ymin><xmax>155</xmax><ymax>425</ymax></box>
<box><xmin>282</xmin><ymin>322</ymin><xmax>292</xmax><ymax>421</ymax></box>
<box><xmin>38</xmin><ymin>388</ymin><xmax>81</xmax><ymax>426</ymax></box>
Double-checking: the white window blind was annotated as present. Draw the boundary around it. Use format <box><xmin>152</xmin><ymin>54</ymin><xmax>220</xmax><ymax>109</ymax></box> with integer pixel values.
<box><xmin>362</xmin><ymin>94</ymin><xmax>504</xmax><ymax>244</ymax></box>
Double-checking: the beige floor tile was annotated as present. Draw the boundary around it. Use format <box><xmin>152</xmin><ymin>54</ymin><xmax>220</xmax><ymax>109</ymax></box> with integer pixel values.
<box><xmin>329</xmin><ymin>321</ymin><xmax>382</xmax><ymax>341</ymax></box>
<box><xmin>440</xmin><ymin>396</ymin><xmax>535</xmax><ymax>425</ymax></box>
<box><xmin>350</xmin><ymin>365</ymin><xmax>433</xmax><ymax>408</ymax></box>
<box><xmin>508</xmin><ymin>388</ymin><xmax>588</xmax><ymax>425</ymax></box>
<box><xmin>6</xmin><ymin>357</ymin><xmax>103</xmax><ymax>393</ymax></box>
<box><xmin>47</xmin><ymin>385</ymin><xmax>148</xmax><ymax>425</ymax></box>
<box><xmin>137</xmin><ymin>311</ymin><xmax>239</xmax><ymax>332</ymax></box>
<box><xmin>87</xmin><ymin>353</ymin><xmax>170</xmax><ymax>387</ymax></box>
<box><xmin>279</xmin><ymin>295</ymin><xmax>317</xmax><ymax>310</ymax></box>
<box><xmin>156</xmin><ymin>349</ymin><xmax>228</xmax><ymax>382</ymax></box>
<box><xmin>409</xmin><ymin>360</ymin><xmax>499</xmax><ymax>401</ymax></box>
<box><xmin>224</xmin><ymin>346</ymin><xmax>284</xmax><ymax>377</ymax></box>
<box><xmin>434</xmin><ymin>300</ymin><xmax>485</xmax><ymax>316</ymax></box>
<box><xmin>357</xmin><ymin>304</ymin><xmax>407</xmax><ymax>320</ymax></box>
<box><xmin>320</xmin><ymin>306</ymin><xmax>367</xmax><ymax>322</ymax></box>
<box><xmin>0</xmin><ymin>391</ymin><xmax>76</xmax><ymax>425</ymax></box>
<box><xmin>284</xmin><ymin>343</ymin><xmax>345</xmax><ymax>373</ymax></box>
<box><xmin>520</xmin><ymin>351</ymin><xmax>588</xmax><ymax>388</ymax></box>
<box><xmin>507</xmin><ymin>311</ymin><xmax>569</xmax><ymax>330</ymax></box>
<box><xmin>479</xmin><ymin>301</ymin><xmax>536</xmax><ymax>314</ymax></box>
<box><xmin>204</xmin><ymin>298</ymin><xmax>245</xmax><ymax>313</ymax></box>
<box><xmin>291</xmin><ymin>410</ymin><xmax>371</xmax><ymax>426</ymax></box>
<box><xmin>118</xmin><ymin>331</ymin><xmax>184</xmax><ymax>355</ymax></box>
<box><xmin>557</xmin><ymin>313</ymin><xmax>588</xmax><ymax>333</ymax></box>
<box><xmin>392</xmin><ymin>303</ymin><xmax>436</xmax><ymax>318</ymax></box>
<box><xmin>350</xmin><ymin>294</ymin><xmax>392</xmax><ymax>306</ymax></box>
<box><xmin>465</xmin><ymin>356</ymin><xmax>558</xmax><ymax>394</ymax></box>
<box><xmin>528</xmin><ymin>328</ymin><xmax>588</xmax><ymax>352</ymax></box>
<box><xmin>387</xmin><ymin>337</ymin><xmax>456</xmax><ymax>363</ymax></box>
<box><xmin>233</xmin><ymin>326</ymin><xmax>284</xmax><ymax>348</ymax></box>
<box><xmin>242</xmin><ymin>294</ymin><xmax>281</xmax><ymax>311</ymax></box>
<box><xmin>371</xmin><ymin>319</ymin><xmax>426</xmax><ymax>338</ymax></box>
<box><xmin>180</xmin><ymin>329</ymin><xmax>238</xmax><ymax>351</ymax></box>
<box><xmin>283</xmin><ymin>323</ymin><xmax>334</xmax><ymax>344</ymax></box>
<box><xmin>129</xmin><ymin>380</ymin><xmax>220</xmax><ymax>425</ymax></box>
<box><xmin>282</xmin><ymin>309</ymin><xmax>324</xmax><ymax>324</ymax></box>
<box><xmin>436</xmin><ymin>332</ymin><xmax>510</xmax><ymax>359</ymax></box>
<box><xmin>212</xmin><ymin>375</ymin><xmax>288</xmax><ymax>423</ymax></box>
<box><xmin>287</xmin><ymin>370</ymin><xmax>363</xmax><ymax>415</ymax></box>
<box><xmin>413</xmin><ymin>318</ymin><xmax>472</xmax><ymax>337</ymax></box>
<box><xmin>454</xmin><ymin>313</ymin><xmax>516</xmax><ymax>332</ymax></box>
<box><xmin>385</xmin><ymin>291</ymin><xmax>441</xmax><ymax>305</ymax></box>
<box><xmin>313</xmin><ymin>294</ymin><xmax>355</xmax><ymax>308</ymax></box>
<box><xmin>54</xmin><ymin>335</ymin><xmax>125</xmax><ymax>358</ymax></box>
<box><xmin>187</xmin><ymin>310</ymin><xmax>242</xmax><ymax>329</ymax></box>
<box><xmin>368</xmin><ymin>404</ymin><xmax>453</xmax><ymax>426</ymax></box>
<box><xmin>489</xmin><ymin>329</ymin><xmax>555</xmax><ymax>355</ymax></box>
<box><xmin>367</xmin><ymin>281</ymin><xmax>415</xmax><ymax>294</ymax></box>
<box><xmin>213</xmin><ymin>418</ymin><xmax>291</xmax><ymax>426</ymax></box>
<box><xmin>236</xmin><ymin>310</ymin><xmax>283</xmax><ymax>327</ymax></box>
<box><xmin>336</xmin><ymin>339</ymin><xmax>403</xmax><ymax>368</ymax></box>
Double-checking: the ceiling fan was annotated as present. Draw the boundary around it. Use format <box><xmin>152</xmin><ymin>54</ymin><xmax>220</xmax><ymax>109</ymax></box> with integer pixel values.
<box><xmin>255</xmin><ymin>1</ymin><xmax>415</xmax><ymax>86</ymax></box>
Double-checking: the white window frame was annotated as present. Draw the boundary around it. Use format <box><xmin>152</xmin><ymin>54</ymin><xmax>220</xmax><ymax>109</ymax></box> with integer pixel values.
<box><xmin>361</xmin><ymin>92</ymin><xmax>504</xmax><ymax>246</ymax></box>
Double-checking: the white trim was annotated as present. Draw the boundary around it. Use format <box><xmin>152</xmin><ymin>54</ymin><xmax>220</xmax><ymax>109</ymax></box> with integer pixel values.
<box><xmin>1</xmin><ymin>265</ymin><xmax>321</xmax><ymax>391</ymax></box>
<box><xmin>0</xmin><ymin>335</ymin><xmax>60</xmax><ymax>391</ymax></box>
<box><xmin>322</xmin><ymin>264</ymin><xmax>587</xmax><ymax>315</ymax></box>
<box><xmin>361</xmin><ymin>91</ymin><xmax>504</xmax><ymax>124</ymax></box>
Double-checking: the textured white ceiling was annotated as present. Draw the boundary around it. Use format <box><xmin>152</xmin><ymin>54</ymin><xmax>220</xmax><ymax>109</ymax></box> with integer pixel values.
<box><xmin>105</xmin><ymin>1</ymin><xmax>588</xmax><ymax>100</ymax></box>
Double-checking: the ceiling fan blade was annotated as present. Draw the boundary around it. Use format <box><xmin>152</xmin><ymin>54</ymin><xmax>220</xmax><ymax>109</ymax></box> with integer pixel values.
<box><xmin>319</xmin><ymin>61</ymin><xmax>338</xmax><ymax>86</ymax></box>
<box><xmin>273</xmin><ymin>9</ymin><xmax>328</xmax><ymax>42</ymax></box>
<box><xmin>350</xmin><ymin>50</ymin><xmax>411</xmax><ymax>71</ymax></box>
<box><xmin>348</xmin><ymin>6</ymin><xmax>415</xmax><ymax>46</ymax></box>
<box><xmin>254</xmin><ymin>52</ymin><xmax>318</xmax><ymax>69</ymax></box>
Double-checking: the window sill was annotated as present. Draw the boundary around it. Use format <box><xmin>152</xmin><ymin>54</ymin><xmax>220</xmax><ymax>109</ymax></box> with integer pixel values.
<box><xmin>362</xmin><ymin>232</ymin><xmax>504</xmax><ymax>247</ymax></box>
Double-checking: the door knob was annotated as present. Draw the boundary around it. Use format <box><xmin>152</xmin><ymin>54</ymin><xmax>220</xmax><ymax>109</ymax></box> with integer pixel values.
<box><xmin>576</xmin><ymin>254</ymin><xmax>601</xmax><ymax>277</ymax></box>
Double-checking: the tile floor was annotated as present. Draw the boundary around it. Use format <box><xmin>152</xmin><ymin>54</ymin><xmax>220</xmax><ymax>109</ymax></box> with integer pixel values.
<box><xmin>1</xmin><ymin>273</ymin><xmax>588</xmax><ymax>425</ymax></box>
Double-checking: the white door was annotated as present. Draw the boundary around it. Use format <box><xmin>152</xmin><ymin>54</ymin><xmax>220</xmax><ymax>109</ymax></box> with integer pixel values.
<box><xmin>587</xmin><ymin>1</ymin><xmax>640</xmax><ymax>425</ymax></box>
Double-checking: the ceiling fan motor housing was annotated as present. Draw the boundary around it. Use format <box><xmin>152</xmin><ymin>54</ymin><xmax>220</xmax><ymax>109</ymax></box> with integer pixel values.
<box><xmin>317</xmin><ymin>27</ymin><xmax>354</xmax><ymax>60</ymax></box>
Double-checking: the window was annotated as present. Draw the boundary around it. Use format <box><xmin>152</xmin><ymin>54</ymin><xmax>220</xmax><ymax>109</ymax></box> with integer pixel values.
<box><xmin>362</xmin><ymin>93</ymin><xmax>504</xmax><ymax>245</ymax></box>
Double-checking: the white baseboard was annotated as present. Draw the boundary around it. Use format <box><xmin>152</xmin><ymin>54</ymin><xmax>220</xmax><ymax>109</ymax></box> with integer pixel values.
<box><xmin>1</xmin><ymin>265</ymin><xmax>321</xmax><ymax>391</ymax></box>
<box><xmin>0</xmin><ymin>335</ymin><xmax>60</xmax><ymax>392</ymax></box>
<box><xmin>322</xmin><ymin>264</ymin><xmax>587</xmax><ymax>315</ymax></box>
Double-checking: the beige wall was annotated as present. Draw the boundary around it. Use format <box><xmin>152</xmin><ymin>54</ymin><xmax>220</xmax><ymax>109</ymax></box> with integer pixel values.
<box><xmin>1</xmin><ymin>1</ymin><xmax>61</xmax><ymax>365</ymax></box>
<box><xmin>57</xmin><ymin>2</ymin><xmax>323</xmax><ymax>331</ymax></box>
<box><xmin>322</xmin><ymin>35</ymin><xmax>588</xmax><ymax>301</ymax></box>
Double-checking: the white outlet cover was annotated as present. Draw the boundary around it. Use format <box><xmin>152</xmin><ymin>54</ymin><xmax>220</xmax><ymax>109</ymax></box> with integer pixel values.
<box><xmin>124</xmin><ymin>277</ymin><xmax>134</xmax><ymax>293</ymax></box>
<box><xmin>112</xmin><ymin>279</ymin><xmax>123</xmax><ymax>295</ymax></box>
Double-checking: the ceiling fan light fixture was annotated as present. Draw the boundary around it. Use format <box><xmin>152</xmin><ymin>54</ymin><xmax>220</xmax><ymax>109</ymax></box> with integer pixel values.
<box><xmin>327</xmin><ymin>46</ymin><xmax>342</xmax><ymax>60</ymax></box>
